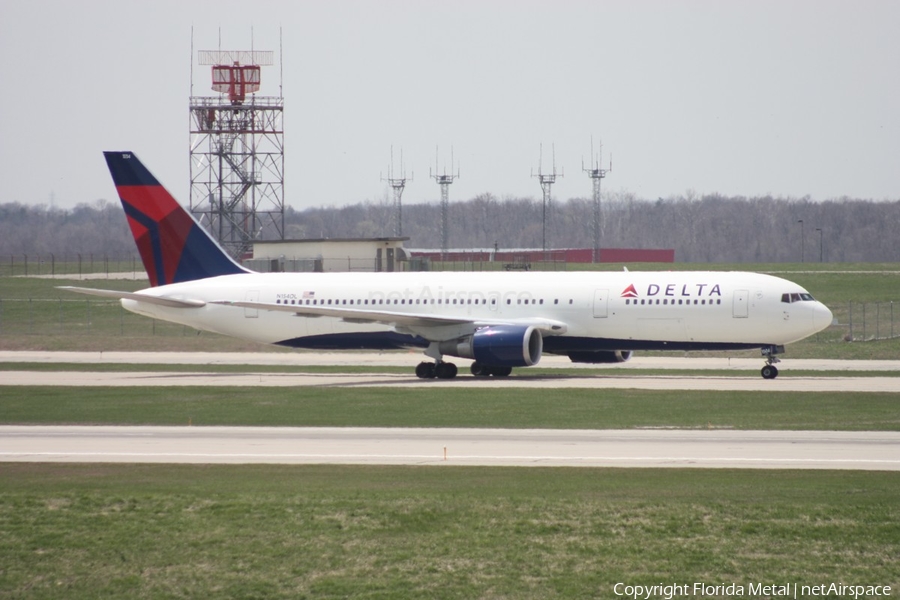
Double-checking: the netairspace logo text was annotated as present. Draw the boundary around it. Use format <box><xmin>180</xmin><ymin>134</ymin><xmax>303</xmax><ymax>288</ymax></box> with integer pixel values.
<box><xmin>613</xmin><ymin>582</ymin><xmax>892</xmax><ymax>600</ymax></box>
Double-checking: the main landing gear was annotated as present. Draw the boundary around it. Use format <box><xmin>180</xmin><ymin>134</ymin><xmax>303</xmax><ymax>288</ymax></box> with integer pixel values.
<box><xmin>760</xmin><ymin>345</ymin><xmax>785</xmax><ymax>379</ymax></box>
<box><xmin>415</xmin><ymin>361</ymin><xmax>458</xmax><ymax>379</ymax></box>
<box><xmin>414</xmin><ymin>360</ymin><xmax>514</xmax><ymax>379</ymax></box>
<box><xmin>414</xmin><ymin>360</ymin><xmax>513</xmax><ymax>379</ymax></box>
<box><xmin>415</xmin><ymin>342</ymin><xmax>514</xmax><ymax>379</ymax></box>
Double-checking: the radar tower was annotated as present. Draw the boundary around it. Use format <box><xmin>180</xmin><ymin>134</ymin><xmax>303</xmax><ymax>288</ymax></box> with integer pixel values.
<box><xmin>189</xmin><ymin>31</ymin><xmax>284</xmax><ymax>259</ymax></box>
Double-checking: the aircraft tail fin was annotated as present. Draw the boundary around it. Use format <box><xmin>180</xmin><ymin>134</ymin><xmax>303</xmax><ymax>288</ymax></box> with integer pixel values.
<box><xmin>103</xmin><ymin>151</ymin><xmax>250</xmax><ymax>287</ymax></box>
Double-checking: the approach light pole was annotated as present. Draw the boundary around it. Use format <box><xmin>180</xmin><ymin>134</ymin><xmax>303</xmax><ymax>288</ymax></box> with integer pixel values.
<box><xmin>798</xmin><ymin>220</ymin><xmax>804</xmax><ymax>263</ymax></box>
<box><xmin>815</xmin><ymin>228</ymin><xmax>824</xmax><ymax>262</ymax></box>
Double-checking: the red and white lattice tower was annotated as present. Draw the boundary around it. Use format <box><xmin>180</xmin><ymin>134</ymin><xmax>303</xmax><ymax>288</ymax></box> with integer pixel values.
<box><xmin>189</xmin><ymin>49</ymin><xmax>284</xmax><ymax>259</ymax></box>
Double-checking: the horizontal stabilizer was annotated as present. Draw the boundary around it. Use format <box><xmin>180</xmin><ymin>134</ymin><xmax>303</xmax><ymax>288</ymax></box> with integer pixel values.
<box><xmin>58</xmin><ymin>286</ymin><xmax>206</xmax><ymax>308</ymax></box>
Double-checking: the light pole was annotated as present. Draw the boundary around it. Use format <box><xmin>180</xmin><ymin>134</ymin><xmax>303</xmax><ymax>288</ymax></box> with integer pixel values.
<box><xmin>815</xmin><ymin>228</ymin><xmax>823</xmax><ymax>262</ymax></box>
<box><xmin>798</xmin><ymin>219</ymin><xmax>804</xmax><ymax>263</ymax></box>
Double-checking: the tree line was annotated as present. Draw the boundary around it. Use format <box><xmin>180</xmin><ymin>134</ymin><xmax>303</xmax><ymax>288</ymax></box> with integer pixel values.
<box><xmin>2</xmin><ymin>192</ymin><xmax>898</xmax><ymax>263</ymax></box>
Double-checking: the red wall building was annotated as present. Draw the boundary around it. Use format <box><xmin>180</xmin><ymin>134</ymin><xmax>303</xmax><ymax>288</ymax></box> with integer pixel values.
<box><xmin>408</xmin><ymin>248</ymin><xmax>675</xmax><ymax>264</ymax></box>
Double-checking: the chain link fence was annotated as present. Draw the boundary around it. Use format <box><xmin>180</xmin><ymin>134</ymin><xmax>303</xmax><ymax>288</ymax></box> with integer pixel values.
<box><xmin>1</xmin><ymin>254</ymin><xmax>145</xmax><ymax>279</ymax></box>
<box><xmin>833</xmin><ymin>301</ymin><xmax>898</xmax><ymax>342</ymax></box>
<box><xmin>0</xmin><ymin>298</ymin><xmax>198</xmax><ymax>338</ymax></box>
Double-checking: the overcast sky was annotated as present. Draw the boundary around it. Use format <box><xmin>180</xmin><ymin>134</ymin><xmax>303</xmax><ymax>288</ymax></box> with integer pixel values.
<box><xmin>1</xmin><ymin>0</ymin><xmax>898</xmax><ymax>210</ymax></box>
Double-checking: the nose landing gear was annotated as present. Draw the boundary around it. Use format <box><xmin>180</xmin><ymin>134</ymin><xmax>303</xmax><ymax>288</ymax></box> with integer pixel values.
<box><xmin>760</xmin><ymin>345</ymin><xmax>785</xmax><ymax>379</ymax></box>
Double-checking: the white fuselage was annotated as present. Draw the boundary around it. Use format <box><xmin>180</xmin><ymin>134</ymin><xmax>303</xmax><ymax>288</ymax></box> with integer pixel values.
<box><xmin>122</xmin><ymin>270</ymin><xmax>833</xmax><ymax>354</ymax></box>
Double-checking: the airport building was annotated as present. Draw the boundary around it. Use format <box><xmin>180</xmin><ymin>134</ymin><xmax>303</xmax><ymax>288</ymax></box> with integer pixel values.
<box><xmin>247</xmin><ymin>238</ymin><xmax>409</xmax><ymax>273</ymax></box>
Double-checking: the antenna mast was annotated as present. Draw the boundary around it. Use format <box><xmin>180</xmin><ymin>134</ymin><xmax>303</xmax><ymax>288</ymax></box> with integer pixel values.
<box><xmin>582</xmin><ymin>137</ymin><xmax>611</xmax><ymax>263</ymax></box>
<box><xmin>431</xmin><ymin>147</ymin><xmax>459</xmax><ymax>260</ymax></box>
<box><xmin>532</xmin><ymin>143</ymin><xmax>563</xmax><ymax>252</ymax></box>
<box><xmin>382</xmin><ymin>147</ymin><xmax>412</xmax><ymax>237</ymax></box>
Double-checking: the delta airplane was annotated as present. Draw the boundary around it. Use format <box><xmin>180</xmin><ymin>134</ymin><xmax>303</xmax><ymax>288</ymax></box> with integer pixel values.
<box><xmin>62</xmin><ymin>151</ymin><xmax>834</xmax><ymax>380</ymax></box>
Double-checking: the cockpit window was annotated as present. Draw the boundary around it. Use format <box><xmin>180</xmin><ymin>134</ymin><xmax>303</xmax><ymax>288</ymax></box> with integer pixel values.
<box><xmin>781</xmin><ymin>292</ymin><xmax>816</xmax><ymax>303</ymax></box>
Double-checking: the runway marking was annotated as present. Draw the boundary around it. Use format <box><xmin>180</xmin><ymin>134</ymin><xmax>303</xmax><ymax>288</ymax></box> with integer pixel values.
<box><xmin>3</xmin><ymin>452</ymin><xmax>898</xmax><ymax>467</ymax></box>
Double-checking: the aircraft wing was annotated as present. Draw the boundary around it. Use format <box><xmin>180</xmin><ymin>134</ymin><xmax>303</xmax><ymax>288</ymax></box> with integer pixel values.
<box><xmin>58</xmin><ymin>286</ymin><xmax>206</xmax><ymax>309</ymax></box>
<box><xmin>212</xmin><ymin>300</ymin><xmax>568</xmax><ymax>335</ymax></box>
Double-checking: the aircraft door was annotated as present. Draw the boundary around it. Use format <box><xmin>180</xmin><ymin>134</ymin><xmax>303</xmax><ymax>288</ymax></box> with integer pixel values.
<box><xmin>593</xmin><ymin>289</ymin><xmax>609</xmax><ymax>318</ymax></box>
<box><xmin>733</xmin><ymin>289</ymin><xmax>749</xmax><ymax>318</ymax></box>
<box><xmin>244</xmin><ymin>290</ymin><xmax>259</xmax><ymax>318</ymax></box>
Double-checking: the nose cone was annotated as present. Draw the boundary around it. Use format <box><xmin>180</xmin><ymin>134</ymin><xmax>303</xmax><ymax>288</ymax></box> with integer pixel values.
<box><xmin>812</xmin><ymin>302</ymin><xmax>833</xmax><ymax>332</ymax></box>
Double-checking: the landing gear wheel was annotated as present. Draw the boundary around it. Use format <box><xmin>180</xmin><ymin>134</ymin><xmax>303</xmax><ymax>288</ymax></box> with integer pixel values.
<box><xmin>415</xmin><ymin>362</ymin><xmax>436</xmax><ymax>379</ymax></box>
<box><xmin>435</xmin><ymin>362</ymin><xmax>458</xmax><ymax>379</ymax></box>
<box><xmin>471</xmin><ymin>363</ymin><xmax>513</xmax><ymax>377</ymax></box>
<box><xmin>760</xmin><ymin>345</ymin><xmax>784</xmax><ymax>380</ymax></box>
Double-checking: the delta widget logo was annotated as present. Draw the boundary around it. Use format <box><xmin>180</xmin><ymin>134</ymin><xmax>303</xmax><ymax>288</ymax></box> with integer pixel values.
<box><xmin>620</xmin><ymin>284</ymin><xmax>638</xmax><ymax>298</ymax></box>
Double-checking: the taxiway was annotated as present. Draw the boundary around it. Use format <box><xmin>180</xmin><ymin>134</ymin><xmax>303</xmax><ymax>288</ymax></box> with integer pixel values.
<box><xmin>2</xmin><ymin>426</ymin><xmax>898</xmax><ymax>470</ymax></box>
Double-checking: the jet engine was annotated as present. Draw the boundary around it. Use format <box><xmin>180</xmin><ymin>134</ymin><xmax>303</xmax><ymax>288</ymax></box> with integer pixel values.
<box><xmin>439</xmin><ymin>325</ymin><xmax>543</xmax><ymax>367</ymax></box>
<box><xmin>567</xmin><ymin>350</ymin><xmax>633</xmax><ymax>364</ymax></box>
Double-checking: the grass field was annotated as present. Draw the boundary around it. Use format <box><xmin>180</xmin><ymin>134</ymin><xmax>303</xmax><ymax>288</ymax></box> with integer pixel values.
<box><xmin>2</xmin><ymin>464</ymin><xmax>898</xmax><ymax>599</ymax></box>
<box><xmin>2</xmin><ymin>265</ymin><xmax>899</xmax><ymax>598</ymax></box>
<box><xmin>2</xmin><ymin>386</ymin><xmax>900</xmax><ymax>431</ymax></box>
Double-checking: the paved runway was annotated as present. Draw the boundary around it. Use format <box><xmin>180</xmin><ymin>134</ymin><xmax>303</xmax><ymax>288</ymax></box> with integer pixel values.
<box><xmin>2</xmin><ymin>351</ymin><xmax>899</xmax><ymax>392</ymax></box>
<box><xmin>2</xmin><ymin>426</ymin><xmax>898</xmax><ymax>470</ymax></box>
<box><xmin>3</xmin><ymin>352</ymin><xmax>898</xmax><ymax>470</ymax></box>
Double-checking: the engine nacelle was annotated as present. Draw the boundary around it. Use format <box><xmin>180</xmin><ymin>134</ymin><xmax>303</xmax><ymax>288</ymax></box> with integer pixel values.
<box><xmin>439</xmin><ymin>325</ymin><xmax>543</xmax><ymax>367</ymax></box>
<box><xmin>567</xmin><ymin>350</ymin><xmax>633</xmax><ymax>364</ymax></box>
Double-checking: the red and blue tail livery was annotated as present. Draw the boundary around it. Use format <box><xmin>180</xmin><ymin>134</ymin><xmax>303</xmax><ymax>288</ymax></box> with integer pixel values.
<box><xmin>103</xmin><ymin>151</ymin><xmax>247</xmax><ymax>287</ymax></box>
